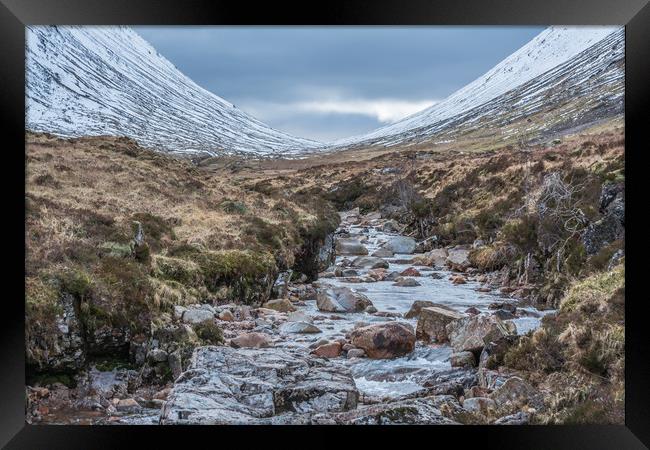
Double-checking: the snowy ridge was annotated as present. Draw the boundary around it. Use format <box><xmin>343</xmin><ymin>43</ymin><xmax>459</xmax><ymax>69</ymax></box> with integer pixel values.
<box><xmin>321</xmin><ymin>26</ymin><xmax>623</xmax><ymax>150</ymax></box>
<box><xmin>26</xmin><ymin>26</ymin><xmax>320</xmax><ymax>157</ymax></box>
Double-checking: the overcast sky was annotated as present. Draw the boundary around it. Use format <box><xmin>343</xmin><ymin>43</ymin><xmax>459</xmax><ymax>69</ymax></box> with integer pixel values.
<box><xmin>134</xmin><ymin>26</ymin><xmax>544</xmax><ymax>142</ymax></box>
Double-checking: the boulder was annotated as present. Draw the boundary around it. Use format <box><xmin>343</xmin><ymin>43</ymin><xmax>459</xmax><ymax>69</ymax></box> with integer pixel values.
<box><xmin>280</xmin><ymin>321</ymin><xmax>322</xmax><ymax>334</ymax></box>
<box><xmin>230</xmin><ymin>332</ymin><xmax>272</xmax><ymax>349</ymax></box>
<box><xmin>181</xmin><ymin>308</ymin><xmax>214</xmax><ymax>325</ymax></box>
<box><xmin>351</xmin><ymin>256</ymin><xmax>389</xmax><ymax>269</ymax></box>
<box><xmin>418</xmin><ymin>248</ymin><xmax>449</xmax><ymax>267</ymax></box>
<box><xmin>371</xmin><ymin>248</ymin><xmax>395</xmax><ymax>258</ymax></box>
<box><xmin>310</xmin><ymin>395</ymin><xmax>459</xmax><ymax>425</ymax></box>
<box><xmin>446</xmin><ymin>248</ymin><xmax>471</xmax><ymax>271</ymax></box>
<box><xmin>287</xmin><ymin>311</ymin><xmax>312</xmax><ymax>323</ymax></box>
<box><xmin>451</xmin><ymin>275</ymin><xmax>467</xmax><ymax>285</ymax></box>
<box><xmin>489</xmin><ymin>376</ymin><xmax>544</xmax><ymax>413</ymax></box>
<box><xmin>446</xmin><ymin>314</ymin><xmax>516</xmax><ymax>354</ymax></box>
<box><xmin>316</xmin><ymin>287</ymin><xmax>374</xmax><ymax>313</ymax></box>
<box><xmin>450</xmin><ymin>351</ymin><xmax>476</xmax><ymax>368</ymax></box>
<box><xmin>381</xmin><ymin>236</ymin><xmax>417</xmax><ymax>254</ymax></box>
<box><xmin>380</xmin><ymin>220</ymin><xmax>401</xmax><ymax>233</ymax></box>
<box><xmin>346</xmin><ymin>348</ymin><xmax>366</xmax><ymax>359</ymax></box>
<box><xmin>367</xmin><ymin>268</ymin><xmax>388</xmax><ymax>281</ymax></box>
<box><xmin>384</xmin><ymin>271</ymin><xmax>401</xmax><ymax>281</ymax></box>
<box><xmin>218</xmin><ymin>310</ymin><xmax>235</xmax><ymax>321</ymax></box>
<box><xmin>400</xmin><ymin>267</ymin><xmax>421</xmax><ymax>277</ymax></box>
<box><xmin>335</xmin><ymin>238</ymin><xmax>369</xmax><ymax>256</ymax></box>
<box><xmin>393</xmin><ymin>277</ymin><xmax>421</xmax><ymax>287</ymax></box>
<box><xmin>349</xmin><ymin>322</ymin><xmax>416</xmax><ymax>359</ymax></box>
<box><xmin>341</xmin><ymin>269</ymin><xmax>359</xmax><ymax>277</ymax></box>
<box><xmin>416</xmin><ymin>307</ymin><xmax>464</xmax><ymax>342</ymax></box>
<box><xmin>311</xmin><ymin>342</ymin><xmax>342</xmax><ymax>358</ymax></box>
<box><xmin>423</xmin><ymin>368</ymin><xmax>478</xmax><ymax>397</ymax></box>
<box><xmin>404</xmin><ymin>300</ymin><xmax>437</xmax><ymax>319</ymax></box>
<box><xmin>159</xmin><ymin>347</ymin><xmax>359</xmax><ymax>424</ymax></box>
<box><xmin>262</xmin><ymin>298</ymin><xmax>296</xmax><ymax>313</ymax></box>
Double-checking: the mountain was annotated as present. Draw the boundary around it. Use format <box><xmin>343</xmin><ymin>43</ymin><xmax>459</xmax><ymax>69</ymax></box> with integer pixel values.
<box><xmin>26</xmin><ymin>26</ymin><xmax>320</xmax><ymax>157</ymax></box>
<box><xmin>320</xmin><ymin>26</ymin><xmax>624</xmax><ymax>151</ymax></box>
<box><xmin>26</xmin><ymin>26</ymin><xmax>624</xmax><ymax>158</ymax></box>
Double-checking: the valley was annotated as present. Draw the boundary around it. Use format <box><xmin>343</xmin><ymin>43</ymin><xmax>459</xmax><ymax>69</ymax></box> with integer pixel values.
<box><xmin>24</xmin><ymin>24</ymin><xmax>625</xmax><ymax>426</ymax></box>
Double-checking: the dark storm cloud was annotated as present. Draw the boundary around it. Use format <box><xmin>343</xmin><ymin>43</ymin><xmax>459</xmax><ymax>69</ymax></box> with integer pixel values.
<box><xmin>134</xmin><ymin>26</ymin><xmax>544</xmax><ymax>141</ymax></box>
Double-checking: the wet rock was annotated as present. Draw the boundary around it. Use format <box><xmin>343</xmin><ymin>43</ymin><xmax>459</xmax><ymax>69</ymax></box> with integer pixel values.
<box><xmin>414</xmin><ymin>248</ymin><xmax>449</xmax><ymax>267</ymax></box>
<box><xmin>404</xmin><ymin>300</ymin><xmax>437</xmax><ymax>319</ymax></box>
<box><xmin>400</xmin><ymin>267</ymin><xmax>421</xmax><ymax>277</ymax></box>
<box><xmin>262</xmin><ymin>298</ymin><xmax>296</xmax><ymax>313</ymax></box>
<box><xmin>446</xmin><ymin>248</ymin><xmax>471</xmax><ymax>271</ymax></box>
<box><xmin>280</xmin><ymin>321</ymin><xmax>322</xmax><ymax>334</ymax></box>
<box><xmin>160</xmin><ymin>346</ymin><xmax>359</xmax><ymax>424</ymax></box>
<box><xmin>346</xmin><ymin>348</ymin><xmax>366</xmax><ymax>359</ymax></box>
<box><xmin>392</xmin><ymin>277</ymin><xmax>421</xmax><ymax>287</ymax></box>
<box><xmin>381</xmin><ymin>236</ymin><xmax>417</xmax><ymax>254</ymax></box>
<box><xmin>349</xmin><ymin>322</ymin><xmax>415</xmax><ymax>359</ymax></box>
<box><xmin>316</xmin><ymin>287</ymin><xmax>373</xmax><ymax>313</ymax></box>
<box><xmin>287</xmin><ymin>311</ymin><xmax>312</xmax><ymax>323</ymax></box>
<box><xmin>335</xmin><ymin>238</ymin><xmax>369</xmax><ymax>256</ymax></box>
<box><xmin>450</xmin><ymin>351</ymin><xmax>476</xmax><ymax>368</ymax></box>
<box><xmin>493</xmin><ymin>309</ymin><xmax>516</xmax><ymax>320</ymax></box>
<box><xmin>416</xmin><ymin>307</ymin><xmax>464</xmax><ymax>342</ymax></box>
<box><xmin>371</xmin><ymin>248</ymin><xmax>395</xmax><ymax>258</ymax></box>
<box><xmin>367</xmin><ymin>268</ymin><xmax>388</xmax><ymax>281</ymax></box>
<box><xmin>230</xmin><ymin>332</ymin><xmax>272</xmax><ymax>349</ymax></box>
<box><xmin>341</xmin><ymin>269</ymin><xmax>359</xmax><ymax>277</ymax></box>
<box><xmin>365</xmin><ymin>305</ymin><xmax>378</xmax><ymax>314</ymax></box>
<box><xmin>465</xmin><ymin>307</ymin><xmax>481</xmax><ymax>315</ymax></box>
<box><xmin>311</xmin><ymin>342</ymin><xmax>342</xmax><ymax>358</ymax></box>
<box><xmin>351</xmin><ymin>256</ymin><xmax>389</xmax><ymax>269</ymax></box>
<box><xmin>446</xmin><ymin>314</ymin><xmax>516</xmax><ymax>354</ymax></box>
<box><xmin>488</xmin><ymin>302</ymin><xmax>516</xmax><ymax>313</ymax></box>
<box><xmin>311</xmin><ymin>395</ymin><xmax>459</xmax><ymax>424</ymax></box>
<box><xmin>451</xmin><ymin>275</ymin><xmax>467</xmax><ymax>285</ymax></box>
<box><xmin>384</xmin><ymin>271</ymin><xmax>401</xmax><ymax>281</ymax></box>
<box><xmin>423</xmin><ymin>368</ymin><xmax>478</xmax><ymax>396</ymax></box>
<box><xmin>429</xmin><ymin>272</ymin><xmax>445</xmax><ymax>280</ymax></box>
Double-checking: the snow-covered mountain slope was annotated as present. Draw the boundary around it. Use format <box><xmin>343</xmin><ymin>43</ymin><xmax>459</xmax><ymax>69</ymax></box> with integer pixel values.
<box><xmin>26</xmin><ymin>26</ymin><xmax>320</xmax><ymax>157</ymax></box>
<box><xmin>319</xmin><ymin>26</ymin><xmax>624</xmax><ymax>151</ymax></box>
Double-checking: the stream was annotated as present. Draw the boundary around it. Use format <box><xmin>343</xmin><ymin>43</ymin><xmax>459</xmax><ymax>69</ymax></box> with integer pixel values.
<box><xmin>36</xmin><ymin>211</ymin><xmax>551</xmax><ymax>424</ymax></box>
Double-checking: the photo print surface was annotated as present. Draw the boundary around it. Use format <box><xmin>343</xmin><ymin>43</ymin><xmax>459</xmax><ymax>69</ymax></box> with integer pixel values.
<box><xmin>25</xmin><ymin>25</ymin><xmax>625</xmax><ymax>425</ymax></box>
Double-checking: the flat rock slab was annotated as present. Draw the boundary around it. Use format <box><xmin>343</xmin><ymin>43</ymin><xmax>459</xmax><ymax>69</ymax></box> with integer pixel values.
<box><xmin>160</xmin><ymin>346</ymin><xmax>359</xmax><ymax>424</ymax></box>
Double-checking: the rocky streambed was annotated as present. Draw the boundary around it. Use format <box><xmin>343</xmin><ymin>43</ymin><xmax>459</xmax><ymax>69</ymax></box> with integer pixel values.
<box><xmin>31</xmin><ymin>209</ymin><xmax>553</xmax><ymax>425</ymax></box>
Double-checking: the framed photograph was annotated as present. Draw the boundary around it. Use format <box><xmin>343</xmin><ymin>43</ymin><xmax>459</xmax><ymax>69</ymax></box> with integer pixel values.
<box><xmin>2</xmin><ymin>0</ymin><xmax>648</xmax><ymax>447</ymax></box>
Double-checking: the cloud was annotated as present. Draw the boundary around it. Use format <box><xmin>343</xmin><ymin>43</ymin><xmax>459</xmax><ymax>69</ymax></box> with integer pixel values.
<box><xmin>294</xmin><ymin>98</ymin><xmax>437</xmax><ymax>123</ymax></box>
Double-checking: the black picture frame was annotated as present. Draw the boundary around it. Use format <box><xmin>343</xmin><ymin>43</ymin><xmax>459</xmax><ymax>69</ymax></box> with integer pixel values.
<box><xmin>2</xmin><ymin>0</ymin><xmax>648</xmax><ymax>448</ymax></box>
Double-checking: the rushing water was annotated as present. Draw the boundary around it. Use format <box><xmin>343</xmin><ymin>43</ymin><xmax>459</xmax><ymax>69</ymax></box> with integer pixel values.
<box><xmin>279</xmin><ymin>224</ymin><xmax>550</xmax><ymax>398</ymax></box>
<box><xmin>39</xmin><ymin>220</ymin><xmax>551</xmax><ymax>423</ymax></box>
